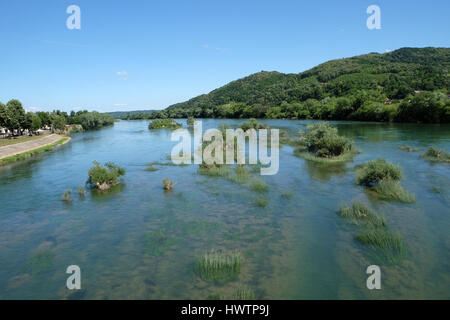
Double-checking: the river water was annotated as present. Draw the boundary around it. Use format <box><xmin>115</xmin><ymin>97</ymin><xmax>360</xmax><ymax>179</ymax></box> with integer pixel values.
<box><xmin>0</xmin><ymin>119</ymin><xmax>449</xmax><ymax>299</ymax></box>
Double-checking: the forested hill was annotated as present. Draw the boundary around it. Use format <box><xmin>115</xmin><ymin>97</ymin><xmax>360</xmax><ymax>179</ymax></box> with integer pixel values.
<box><xmin>157</xmin><ymin>47</ymin><xmax>450</xmax><ymax>123</ymax></box>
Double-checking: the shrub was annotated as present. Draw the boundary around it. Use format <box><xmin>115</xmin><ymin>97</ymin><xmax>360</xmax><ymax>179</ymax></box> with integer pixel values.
<box><xmin>355</xmin><ymin>159</ymin><xmax>402</xmax><ymax>186</ymax></box>
<box><xmin>300</xmin><ymin>122</ymin><xmax>354</xmax><ymax>158</ymax></box>
<box><xmin>87</xmin><ymin>161</ymin><xmax>126</xmax><ymax>190</ymax></box>
<box><xmin>254</xmin><ymin>197</ymin><xmax>268</xmax><ymax>207</ymax></box>
<box><xmin>145</xmin><ymin>163</ymin><xmax>159</xmax><ymax>171</ymax></box>
<box><xmin>148</xmin><ymin>118</ymin><xmax>182</xmax><ymax>130</ymax></box>
<box><xmin>422</xmin><ymin>146</ymin><xmax>450</xmax><ymax>162</ymax></box>
<box><xmin>162</xmin><ymin>178</ymin><xmax>174</xmax><ymax>191</ymax></box>
<box><xmin>195</xmin><ymin>250</ymin><xmax>241</xmax><ymax>283</ymax></box>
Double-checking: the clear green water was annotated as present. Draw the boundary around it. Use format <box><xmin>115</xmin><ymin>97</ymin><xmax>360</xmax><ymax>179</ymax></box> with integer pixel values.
<box><xmin>0</xmin><ymin>119</ymin><xmax>449</xmax><ymax>299</ymax></box>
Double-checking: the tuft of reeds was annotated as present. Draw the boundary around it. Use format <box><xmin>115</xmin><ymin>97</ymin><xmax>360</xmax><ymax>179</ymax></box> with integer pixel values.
<box><xmin>62</xmin><ymin>190</ymin><xmax>72</xmax><ymax>202</ymax></box>
<box><xmin>198</xmin><ymin>164</ymin><xmax>229</xmax><ymax>177</ymax></box>
<box><xmin>339</xmin><ymin>201</ymin><xmax>386</xmax><ymax>228</ymax></box>
<box><xmin>250</xmin><ymin>179</ymin><xmax>269</xmax><ymax>192</ymax></box>
<box><xmin>195</xmin><ymin>250</ymin><xmax>242</xmax><ymax>283</ymax></box>
<box><xmin>254</xmin><ymin>197</ymin><xmax>268</xmax><ymax>208</ymax></box>
<box><xmin>162</xmin><ymin>178</ymin><xmax>174</xmax><ymax>191</ymax></box>
<box><xmin>398</xmin><ymin>145</ymin><xmax>419</xmax><ymax>152</ymax></box>
<box><xmin>355</xmin><ymin>229</ymin><xmax>407</xmax><ymax>263</ymax></box>
<box><xmin>372</xmin><ymin>180</ymin><xmax>416</xmax><ymax>203</ymax></box>
<box><xmin>229</xmin><ymin>166</ymin><xmax>251</xmax><ymax>184</ymax></box>
<box><xmin>232</xmin><ymin>286</ymin><xmax>255</xmax><ymax>300</ymax></box>
<box><xmin>78</xmin><ymin>185</ymin><xmax>85</xmax><ymax>198</ymax></box>
<box><xmin>281</xmin><ymin>192</ymin><xmax>293</xmax><ymax>199</ymax></box>
<box><xmin>421</xmin><ymin>146</ymin><xmax>450</xmax><ymax>163</ymax></box>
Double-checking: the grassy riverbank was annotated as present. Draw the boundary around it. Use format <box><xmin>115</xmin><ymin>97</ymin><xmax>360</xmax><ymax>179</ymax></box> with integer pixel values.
<box><xmin>0</xmin><ymin>137</ymin><xmax>70</xmax><ymax>165</ymax></box>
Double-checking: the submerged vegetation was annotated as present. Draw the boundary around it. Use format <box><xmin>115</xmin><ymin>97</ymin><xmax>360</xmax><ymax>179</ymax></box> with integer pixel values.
<box><xmin>421</xmin><ymin>146</ymin><xmax>450</xmax><ymax>163</ymax></box>
<box><xmin>23</xmin><ymin>251</ymin><xmax>54</xmax><ymax>275</ymax></box>
<box><xmin>87</xmin><ymin>161</ymin><xmax>126</xmax><ymax>190</ymax></box>
<box><xmin>195</xmin><ymin>251</ymin><xmax>242</xmax><ymax>283</ymax></box>
<box><xmin>254</xmin><ymin>197</ymin><xmax>268</xmax><ymax>208</ymax></box>
<box><xmin>295</xmin><ymin>122</ymin><xmax>357</xmax><ymax>163</ymax></box>
<box><xmin>249</xmin><ymin>179</ymin><xmax>269</xmax><ymax>192</ymax></box>
<box><xmin>355</xmin><ymin>159</ymin><xmax>415</xmax><ymax>203</ymax></box>
<box><xmin>232</xmin><ymin>286</ymin><xmax>256</xmax><ymax>300</ymax></box>
<box><xmin>144</xmin><ymin>230</ymin><xmax>176</xmax><ymax>256</ymax></box>
<box><xmin>398</xmin><ymin>145</ymin><xmax>419</xmax><ymax>152</ymax></box>
<box><xmin>148</xmin><ymin>118</ymin><xmax>182</xmax><ymax>130</ymax></box>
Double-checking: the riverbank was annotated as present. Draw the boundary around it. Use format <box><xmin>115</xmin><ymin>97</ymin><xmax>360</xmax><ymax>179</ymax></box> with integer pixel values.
<box><xmin>0</xmin><ymin>134</ymin><xmax>70</xmax><ymax>165</ymax></box>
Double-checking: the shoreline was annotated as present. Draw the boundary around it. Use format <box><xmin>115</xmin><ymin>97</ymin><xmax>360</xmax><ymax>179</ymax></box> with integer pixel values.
<box><xmin>0</xmin><ymin>135</ymin><xmax>71</xmax><ymax>165</ymax></box>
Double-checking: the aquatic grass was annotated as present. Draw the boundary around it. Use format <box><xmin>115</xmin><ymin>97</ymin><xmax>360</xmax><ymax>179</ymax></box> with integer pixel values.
<box><xmin>281</xmin><ymin>191</ymin><xmax>293</xmax><ymax>199</ymax></box>
<box><xmin>232</xmin><ymin>286</ymin><xmax>255</xmax><ymax>300</ymax></box>
<box><xmin>145</xmin><ymin>163</ymin><xmax>159</xmax><ymax>171</ymax></box>
<box><xmin>78</xmin><ymin>185</ymin><xmax>85</xmax><ymax>198</ymax></box>
<box><xmin>356</xmin><ymin>229</ymin><xmax>407</xmax><ymax>263</ymax></box>
<box><xmin>62</xmin><ymin>190</ymin><xmax>72</xmax><ymax>202</ymax></box>
<box><xmin>229</xmin><ymin>166</ymin><xmax>251</xmax><ymax>184</ymax></box>
<box><xmin>195</xmin><ymin>250</ymin><xmax>242</xmax><ymax>283</ymax></box>
<box><xmin>398</xmin><ymin>145</ymin><xmax>419</xmax><ymax>152</ymax></box>
<box><xmin>355</xmin><ymin>159</ymin><xmax>403</xmax><ymax>186</ymax></box>
<box><xmin>250</xmin><ymin>179</ymin><xmax>269</xmax><ymax>192</ymax></box>
<box><xmin>254</xmin><ymin>197</ymin><xmax>268</xmax><ymax>207</ymax></box>
<box><xmin>339</xmin><ymin>201</ymin><xmax>387</xmax><ymax>228</ymax></box>
<box><xmin>144</xmin><ymin>230</ymin><xmax>176</xmax><ymax>256</ymax></box>
<box><xmin>371</xmin><ymin>180</ymin><xmax>416</xmax><ymax>203</ymax></box>
<box><xmin>162</xmin><ymin>178</ymin><xmax>174</xmax><ymax>191</ymax></box>
<box><xmin>421</xmin><ymin>146</ymin><xmax>450</xmax><ymax>163</ymax></box>
<box><xmin>23</xmin><ymin>251</ymin><xmax>54</xmax><ymax>275</ymax></box>
<box><xmin>197</xmin><ymin>164</ymin><xmax>229</xmax><ymax>177</ymax></box>
<box><xmin>294</xmin><ymin>148</ymin><xmax>359</xmax><ymax>164</ymax></box>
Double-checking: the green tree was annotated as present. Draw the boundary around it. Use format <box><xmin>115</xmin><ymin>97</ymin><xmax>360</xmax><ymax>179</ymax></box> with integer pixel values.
<box><xmin>31</xmin><ymin>114</ymin><xmax>42</xmax><ymax>131</ymax></box>
<box><xmin>51</xmin><ymin>115</ymin><xmax>67</xmax><ymax>132</ymax></box>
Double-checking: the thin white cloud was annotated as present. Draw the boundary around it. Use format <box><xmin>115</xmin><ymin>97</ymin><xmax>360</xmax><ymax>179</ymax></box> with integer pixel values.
<box><xmin>117</xmin><ymin>71</ymin><xmax>128</xmax><ymax>80</ymax></box>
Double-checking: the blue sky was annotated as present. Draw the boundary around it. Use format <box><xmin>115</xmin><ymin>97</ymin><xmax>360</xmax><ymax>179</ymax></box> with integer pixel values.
<box><xmin>0</xmin><ymin>0</ymin><xmax>448</xmax><ymax>112</ymax></box>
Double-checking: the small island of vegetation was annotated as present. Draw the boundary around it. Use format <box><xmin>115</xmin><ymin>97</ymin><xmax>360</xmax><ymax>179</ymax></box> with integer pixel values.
<box><xmin>87</xmin><ymin>161</ymin><xmax>126</xmax><ymax>190</ymax></box>
<box><xmin>148</xmin><ymin>118</ymin><xmax>182</xmax><ymax>130</ymax></box>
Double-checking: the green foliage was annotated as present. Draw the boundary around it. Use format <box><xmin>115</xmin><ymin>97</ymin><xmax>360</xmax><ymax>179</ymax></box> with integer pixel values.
<box><xmin>195</xmin><ymin>251</ymin><xmax>242</xmax><ymax>283</ymax></box>
<box><xmin>87</xmin><ymin>161</ymin><xmax>125</xmax><ymax>189</ymax></box>
<box><xmin>145</xmin><ymin>163</ymin><xmax>159</xmax><ymax>171</ymax></box>
<box><xmin>78</xmin><ymin>185</ymin><xmax>85</xmax><ymax>197</ymax></box>
<box><xmin>187</xmin><ymin>116</ymin><xmax>195</xmax><ymax>126</ymax></box>
<box><xmin>356</xmin><ymin>230</ymin><xmax>406</xmax><ymax>263</ymax></box>
<box><xmin>355</xmin><ymin>159</ymin><xmax>403</xmax><ymax>186</ymax></box>
<box><xmin>339</xmin><ymin>201</ymin><xmax>387</xmax><ymax>228</ymax></box>
<box><xmin>296</xmin><ymin>122</ymin><xmax>356</xmax><ymax>162</ymax></box>
<box><xmin>422</xmin><ymin>146</ymin><xmax>450</xmax><ymax>162</ymax></box>
<box><xmin>149</xmin><ymin>118</ymin><xmax>182</xmax><ymax>130</ymax></box>
<box><xmin>141</xmin><ymin>48</ymin><xmax>450</xmax><ymax>123</ymax></box>
<box><xmin>398</xmin><ymin>145</ymin><xmax>419</xmax><ymax>152</ymax></box>
<box><xmin>51</xmin><ymin>115</ymin><xmax>66</xmax><ymax>132</ymax></box>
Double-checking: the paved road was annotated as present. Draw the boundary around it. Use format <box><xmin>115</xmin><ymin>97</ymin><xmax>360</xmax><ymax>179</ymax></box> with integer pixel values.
<box><xmin>0</xmin><ymin>134</ymin><xmax>65</xmax><ymax>159</ymax></box>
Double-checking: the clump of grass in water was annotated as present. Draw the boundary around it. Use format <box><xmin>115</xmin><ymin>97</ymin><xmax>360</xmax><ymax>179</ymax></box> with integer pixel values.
<box><xmin>250</xmin><ymin>179</ymin><xmax>268</xmax><ymax>192</ymax></box>
<box><xmin>162</xmin><ymin>178</ymin><xmax>174</xmax><ymax>191</ymax></box>
<box><xmin>254</xmin><ymin>197</ymin><xmax>268</xmax><ymax>208</ymax></box>
<box><xmin>421</xmin><ymin>146</ymin><xmax>450</xmax><ymax>163</ymax></box>
<box><xmin>281</xmin><ymin>191</ymin><xmax>293</xmax><ymax>199</ymax></box>
<box><xmin>372</xmin><ymin>180</ymin><xmax>416</xmax><ymax>203</ymax></box>
<box><xmin>145</xmin><ymin>163</ymin><xmax>158</xmax><ymax>171</ymax></box>
<box><xmin>62</xmin><ymin>190</ymin><xmax>72</xmax><ymax>202</ymax></box>
<box><xmin>195</xmin><ymin>250</ymin><xmax>242</xmax><ymax>283</ymax></box>
<box><xmin>232</xmin><ymin>286</ymin><xmax>255</xmax><ymax>300</ymax></box>
<box><xmin>339</xmin><ymin>201</ymin><xmax>386</xmax><ymax>228</ymax></box>
<box><xmin>198</xmin><ymin>164</ymin><xmax>229</xmax><ymax>177</ymax></box>
<box><xmin>78</xmin><ymin>185</ymin><xmax>85</xmax><ymax>198</ymax></box>
<box><xmin>355</xmin><ymin>229</ymin><xmax>407</xmax><ymax>263</ymax></box>
<box><xmin>229</xmin><ymin>166</ymin><xmax>251</xmax><ymax>184</ymax></box>
<box><xmin>144</xmin><ymin>230</ymin><xmax>176</xmax><ymax>256</ymax></box>
<box><xmin>355</xmin><ymin>159</ymin><xmax>415</xmax><ymax>203</ymax></box>
<box><xmin>398</xmin><ymin>145</ymin><xmax>419</xmax><ymax>152</ymax></box>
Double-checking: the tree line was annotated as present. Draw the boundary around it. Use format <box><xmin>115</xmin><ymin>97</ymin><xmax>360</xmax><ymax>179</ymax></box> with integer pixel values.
<box><xmin>0</xmin><ymin>99</ymin><xmax>115</xmax><ymax>135</ymax></box>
